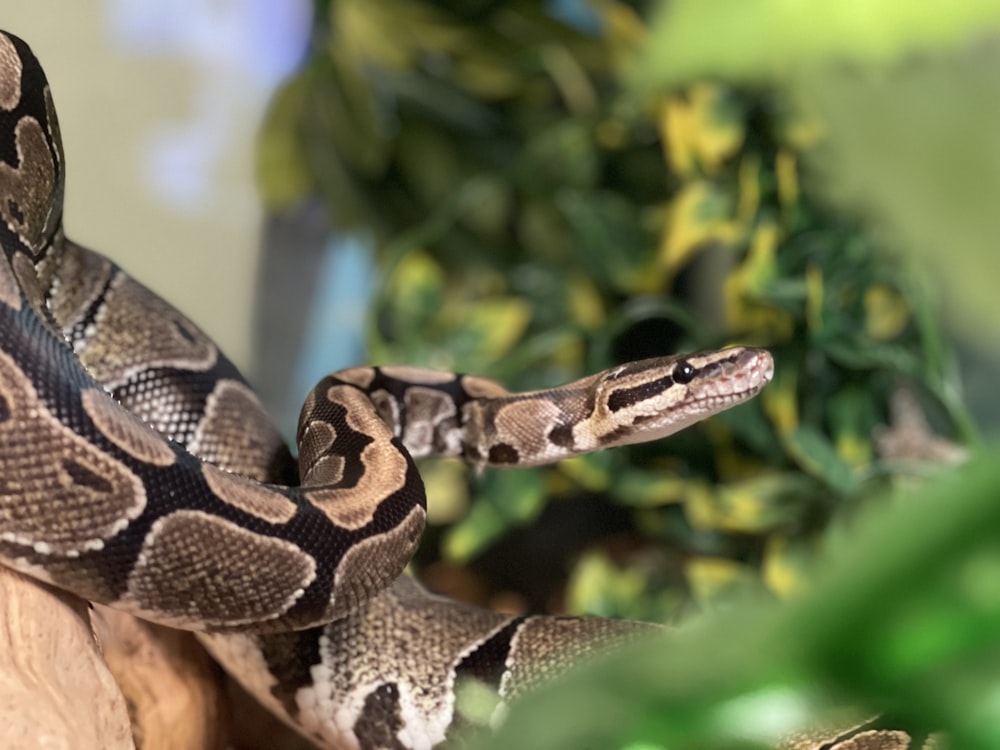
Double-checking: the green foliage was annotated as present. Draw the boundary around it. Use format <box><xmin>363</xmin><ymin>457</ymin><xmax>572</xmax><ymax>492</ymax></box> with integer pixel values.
<box><xmin>483</xmin><ymin>450</ymin><xmax>1000</xmax><ymax>749</ymax></box>
<box><xmin>634</xmin><ymin>0</ymin><xmax>1000</xmax><ymax>348</ymax></box>
<box><xmin>257</xmin><ymin>0</ymin><xmax>994</xmax><ymax>745</ymax></box>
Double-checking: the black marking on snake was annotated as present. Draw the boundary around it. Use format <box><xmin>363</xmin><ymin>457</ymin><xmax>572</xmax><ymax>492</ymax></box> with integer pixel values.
<box><xmin>57</xmin><ymin>261</ymin><xmax>117</xmax><ymax>350</ymax></box>
<box><xmin>445</xmin><ymin>617</ymin><xmax>526</xmax><ymax>744</ymax></box>
<box><xmin>6</xmin><ymin>198</ymin><xmax>21</xmax><ymax>225</ymax></box>
<box><xmin>63</xmin><ymin>458</ymin><xmax>114</xmax><ymax>494</ymax></box>
<box><xmin>258</xmin><ymin>628</ymin><xmax>324</xmax><ymax>719</ymax></box>
<box><xmin>308</xmin><ymin>387</ymin><xmax>375</xmax><ymax>488</ymax></box>
<box><xmin>454</xmin><ymin>616</ymin><xmax>526</xmax><ymax>688</ymax></box>
<box><xmin>629</xmin><ymin>412</ymin><xmax>663</xmax><ymax>428</ymax></box>
<box><xmin>280</xmin><ymin>448</ymin><xmax>426</xmax><ymax>628</ymax></box>
<box><xmin>0</xmin><ymin>391</ymin><xmax>9</xmax><ymax>422</ymax></box>
<box><xmin>488</xmin><ymin>443</ymin><xmax>519</xmax><ymax>464</ymax></box>
<box><xmin>607</xmin><ymin>372</ymin><xmax>677</xmax><ymax>413</ymax></box>
<box><xmin>354</xmin><ymin>683</ymin><xmax>406</xmax><ymax>750</ymax></box>
<box><xmin>547</xmin><ymin>423</ymin><xmax>574</xmax><ymax>449</ymax></box>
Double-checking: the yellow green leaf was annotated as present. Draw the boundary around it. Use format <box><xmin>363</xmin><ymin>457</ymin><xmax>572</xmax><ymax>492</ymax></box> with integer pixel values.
<box><xmin>685</xmin><ymin>556</ymin><xmax>759</xmax><ymax>605</ymax></box>
<box><xmin>723</xmin><ymin>221</ymin><xmax>793</xmax><ymax>338</ymax></box>
<box><xmin>864</xmin><ymin>284</ymin><xmax>911</xmax><ymax>341</ymax></box>
<box><xmin>421</xmin><ymin>459</ymin><xmax>469</xmax><ymax>526</ymax></box>
<box><xmin>761</xmin><ymin>365</ymin><xmax>799</xmax><ymax>436</ymax></box>
<box><xmin>658</xmin><ymin>181</ymin><xmax>740</xmax><ymax>277</ymax></box>
<box><xmin>763</xmin><ymin>535</ymin><xmax>810</xmax><ymax>598</ymax></box>
<box><xmin>559</xmin><ymin>455</ymin><xmax>611</xmax><ymax>493</ymax></box>
<box><xmin>659</xmin><ymin>83</ymin><xmax>744</xmax><ymax>178</ymax></box>
<box><xmin>453</xmin><ymin>298</ymin><xmax>532</xmax><ymax>361</ymax></box>
<box><xmin>566</xmin><ymin>550</ymin><xmax>647</xmax><ymax>616</ymax></box>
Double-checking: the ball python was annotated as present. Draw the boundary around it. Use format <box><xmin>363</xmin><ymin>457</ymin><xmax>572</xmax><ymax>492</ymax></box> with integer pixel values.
<box><xmin>0</xmin><ymin>29</ymin><xmax>925</xmax><ymax>750</ymax></box>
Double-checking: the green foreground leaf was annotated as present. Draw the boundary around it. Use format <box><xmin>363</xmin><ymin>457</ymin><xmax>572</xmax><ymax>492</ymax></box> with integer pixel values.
<box><xmin>481</xmin><ymin>448</ymin><xmax>1000</xmax><ymax>749</ymax></box>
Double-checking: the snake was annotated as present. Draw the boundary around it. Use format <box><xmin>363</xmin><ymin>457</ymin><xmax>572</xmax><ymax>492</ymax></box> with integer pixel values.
<box><xmin>0</xmin><ymin>29</ymin><xmax>921</xmax><ymax>750</ymax></box>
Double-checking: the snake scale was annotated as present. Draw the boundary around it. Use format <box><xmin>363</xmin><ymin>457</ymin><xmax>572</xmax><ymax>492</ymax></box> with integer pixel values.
<box><xmin>0</xmin><ymin>30</ymin><xmax>926</xmax><ymax>750</ymax></box>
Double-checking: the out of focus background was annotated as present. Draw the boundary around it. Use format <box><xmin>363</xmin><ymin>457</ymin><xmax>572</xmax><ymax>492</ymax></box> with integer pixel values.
<box><xmin>6</xmin><ymin>2</ymin><xmax>1000</xmax><ymax>747</ymax></box>
<box><xmin>3</xmin><ymin>1</ymin><xmax>312</xmax><ymax>375</ymax></box>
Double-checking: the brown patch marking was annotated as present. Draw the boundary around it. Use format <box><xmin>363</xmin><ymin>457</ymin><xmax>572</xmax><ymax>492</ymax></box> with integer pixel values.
<box><xmin>125</xmin><ymin>510</ymin><xmax>316</xmax><ymax>628</ymax></box>
<box><xmin>458</xmin><ymin>374</ymin><xmax>510</xmax><ymax>399</ymax></box>
<box><xmin>547</xmin><ymin>423</ymin><xmax>575</xmax><ymax>450</ymax></box>
<box><xmin>487</xmin><ymin>443</ymin><xmax>519</xmax><ymax>464</ymax></box>
<box><xmin>77</xmin><ymin>273</ymin><xmax>217</xmax><ymax>386</ymax></box>
<box><xmin>201</xmin><ymin>462</ymin><xmax>297</xmax><ymax>524</ymax></box>
<box><xmin>378</xmin><ymin>365</ymin><xmax>455</xmax><ymax>385</ymax></box>
<box><xmin>0</xmin><ymin>349</ymin><xmax>146</xmax><ymax>554</ymax></box>
<box><xmin>0</xmin><ymin>116</ymin><xmax>56</xmax><ymax>252</ymax></box>
<box><xmin>328</xmin><ymin>506</ymin><xmax>425</xmax><ymax>617</ymax></box>
<box><xmin>46</xmin><ymin>242</ymin><xmax>114</xmax><ymax>332</ymax></box>
<box><xmin>0</xmin><ymin>35</ymin><xmax>23</xmax><ymax>110</ymax></box>
<box><xmin>369</xmin><ymin>390</ymin><xmax>400</xmax><ymax>434</ymax></box>
<box><xmin>304</xmin><ymin>386</ymin><xmax>411</xmax><ymax>530</ymax></box>
<box><xmin>298</xmin><ymin>419</ymin><xmax>338</xmax><ymax>478</ymax></box>
<box><xmin>491</xmin><ymin>398</ymin><xmax>563</xmax><ymax>463</ymax></box>
<box><xmin>330</xmin><ymin>367</ymin><xmax>375</xmax><ymax>389</ymax></box>
<box><xmin>189</xmin><ymin>379</ymin><xmax>286</xmax><ymax>481</ymax></box>
<box><xmin>81</xmin><ymin>387</ymin><xmax>176</xmax><ymax>466</ymax></box>
<box><xmin>300</xmin><ymin>453</ymin><xmax>345</xmax><ymax>487</ymax></box>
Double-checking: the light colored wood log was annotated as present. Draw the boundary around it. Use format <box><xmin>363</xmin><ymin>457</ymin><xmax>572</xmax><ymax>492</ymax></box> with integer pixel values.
<box><xmin>93</xmin><ymin>605</ymin><xmax>231</xmax><ymax>750</ymax></box>
<box><xmin>0</xmin><ymin>567</ymin><xmax>133</xmax><ymax>750</ymax></box>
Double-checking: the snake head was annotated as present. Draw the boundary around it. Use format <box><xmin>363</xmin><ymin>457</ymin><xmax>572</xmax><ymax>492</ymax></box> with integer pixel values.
<box><xmin>589</xmin><ymin>346</ymin><xmax>775</xmax><ymax>448</ymax></box>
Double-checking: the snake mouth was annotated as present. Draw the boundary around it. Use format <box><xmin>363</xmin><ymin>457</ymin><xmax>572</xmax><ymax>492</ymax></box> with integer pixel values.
<box><xmin>692</xmin><ymin>347</ymin><xmax>775</xmax><ymax>405</ymax></box>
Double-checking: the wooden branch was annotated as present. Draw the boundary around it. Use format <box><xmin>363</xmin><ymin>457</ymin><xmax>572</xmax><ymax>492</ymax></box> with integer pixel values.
<box><xmin>0</xmin><ymin>568</ymin><xmax>133</xmax><ymax>750</ymax></box>
<box><xmin>93</xmin><ymin>606</ymin><xmax>231</xmax><ymax>750</ymax></box>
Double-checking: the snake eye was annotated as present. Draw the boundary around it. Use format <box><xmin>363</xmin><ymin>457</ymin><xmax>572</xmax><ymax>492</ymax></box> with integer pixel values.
<box><xmin>673</xmin><ymin>360</ymin><xmax>696</xmax><ymax>384</ymax></box>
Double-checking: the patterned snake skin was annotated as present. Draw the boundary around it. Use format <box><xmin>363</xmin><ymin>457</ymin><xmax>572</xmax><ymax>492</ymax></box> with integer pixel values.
<box><xmin>0</xmin><ymin>30</ymin><xmax>928</xmax><ymax>750</ymax></box>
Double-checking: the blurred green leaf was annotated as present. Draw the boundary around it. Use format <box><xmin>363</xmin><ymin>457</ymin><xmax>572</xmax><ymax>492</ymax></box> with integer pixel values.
<box><xmin>783</xmin><ymin>425</ymin><xmax>857</xmax><ymax>495</ymax></box>
<box><xmin>566</xmin><ymin>550</ymin><xmax>649</xmax><ymax>618</ymax></box>
<box><xmin>555</xmin><ymin>189</ymin><xmax>657</xmax><ymax>292</ymax></box>
<box><xmin>801</xmin><ymin>56</ymin><xmax>1000</xmax><ymax>348</ymax></box>
<box><xmin>687</xmin><ymin>473</ymin><xmax>817</xmax><ymax>534</ymax></box>
<box><xmin>444</xmin><ymin>468</ymin><xmax>547</xmax><ymax>562</ymax></box>
<box><xmin>481</xmin><ymin>450</ymin><xmax>1000</xmax><ymax>750</ymax></box>
<box><xmin>634</xmin><ymin>0</ymin><xmax>1000</xmax><ymax>87</ymax></box>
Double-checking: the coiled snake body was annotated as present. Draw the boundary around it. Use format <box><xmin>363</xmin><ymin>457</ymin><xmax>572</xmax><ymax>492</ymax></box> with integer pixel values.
<box><xmin>0</xmin><ymin>32</ymin><xmax>777</xmax><ymax>749</ymax></box>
